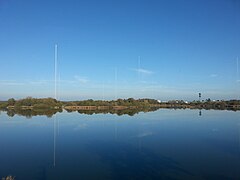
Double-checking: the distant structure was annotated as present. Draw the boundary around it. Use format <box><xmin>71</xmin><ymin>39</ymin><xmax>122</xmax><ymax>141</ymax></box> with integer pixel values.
<box><xmin>199</xmin><ymin>93</ymin><xmax>201</xmax><ymax>102</ymax></box>
<box><xmin>114</xmin><ymin>67</ymin><xmax>118</xmax><ymax>100</ymax></box>
<box><xmin>237</xmin><ymin>57</ymin><xmax>240</xmax><ymax>100</ymax></box>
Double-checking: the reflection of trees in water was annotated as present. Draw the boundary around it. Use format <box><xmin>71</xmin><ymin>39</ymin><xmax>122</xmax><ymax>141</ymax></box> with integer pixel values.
<box><xmin>4</xmin><ymin>109</ymin><xmax>62</xmax><ymax>118</ymax></box>
<box><xmin>65</xmin><ymin>109</ymin><xmax>74</xmax><ymax>113</ymax></box>
<box><xmin>77</xmin><ymin>107</ymin><xmax>160</xmax><ymax>116</ymax></box>
<box><xmin>2</xmin><ymin>107</ymin><xmax>159</xmax><ymax>118</ymax></box>
<box><xmin>7</xmin><ymin>110</ymin><xmax>15</xmax><ymax>117</ymax></box>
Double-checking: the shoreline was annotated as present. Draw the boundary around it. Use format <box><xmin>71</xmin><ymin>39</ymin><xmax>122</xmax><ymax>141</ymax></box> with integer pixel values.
<box><xmin>1</xmin><ymin>97</ymin><xmax>240</xmax><ymax>113</ymax></box>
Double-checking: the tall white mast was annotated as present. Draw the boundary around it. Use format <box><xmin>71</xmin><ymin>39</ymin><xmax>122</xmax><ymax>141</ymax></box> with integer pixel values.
<box><xmin>237</xmin><ymin>57</ymin><xmax>240</xmax><ymax>100</ymax></box>
<box><xmin>114</xmin><ymin>68</ymin><xmax>117</xmax><ymax>100</ymax></box>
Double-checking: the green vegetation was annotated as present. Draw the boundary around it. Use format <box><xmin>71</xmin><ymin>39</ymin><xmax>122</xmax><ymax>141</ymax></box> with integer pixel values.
<box><xmin>189</xmin><ymin>99</ymin><xmax>240</xmax><ymax>110</ymax></box>
<box><xmin>1</xmin><ymin>97</ymin><xmax>62</xmax><ymax>110</ymax></box>
<box><xmin>159</xmin><ymin>99</ymin><xmax>240</xmax><ymax>111</ymax></box>
<box><xmin>0</xmin><ymin>101</ymin><xmax>8</xmax><ymax>109</ymax></box>
<box><xmin>63</xmin><ymin>98</ymin><xmax>159</xmax><ymax>107</ymax></box>
<box><xmin>0</xmin><ymin>97</ymin><xmax>240</xmax><ymax>118</ymax></box>
<box><xmin>0</xmin><ymin>97</ymin><xmax>63</xmax><ymax>118</ymax></box>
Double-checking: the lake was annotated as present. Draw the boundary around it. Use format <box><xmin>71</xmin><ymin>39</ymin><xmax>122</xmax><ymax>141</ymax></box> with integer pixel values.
<box><xmin>0</xmin><ymin>109</ymin><xmax>239</xmax><ymax>180</ymax></box>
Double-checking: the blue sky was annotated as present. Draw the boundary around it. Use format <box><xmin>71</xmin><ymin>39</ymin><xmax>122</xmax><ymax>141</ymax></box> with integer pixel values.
<box><xmin>0</xmin><ymin>0</ymin><xmax>239</xmax><ymax>101</ymax></box>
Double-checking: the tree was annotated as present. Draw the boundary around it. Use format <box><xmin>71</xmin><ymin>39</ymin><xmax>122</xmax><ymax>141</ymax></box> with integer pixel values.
<box><xmin>7</xmin><ymin>98</ymin><xmax>16</xmax><ymax>106</ymax></box>
<box><xmin>206</xmin><ymin>98</ymin><xmax>211</xmax><ymax>102</ymax></box>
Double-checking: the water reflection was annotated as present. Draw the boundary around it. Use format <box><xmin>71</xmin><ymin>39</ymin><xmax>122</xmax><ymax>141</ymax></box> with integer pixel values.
<box><xmin>0</xmin><ymin>110</ymin><xmax>239</xmax><ymax>179</ymax></box>
<box><xmin>2</xmin><ymin>106</ymin><xmax>240</xmax><ymax>118</ymax></box>
<box><xmin>76</xmin><ymin>107</ymin><xmax>159</xmax><ymax>116</ymax></box>
<box><xmin>4</xmin><ymin>108</ymin><xmax>62</xmax><ymax>118</ymax></box>
<box><xmin>1</xmin><ymin>107</ymin><xmax>160</xmax><ymax>118</ymax></box>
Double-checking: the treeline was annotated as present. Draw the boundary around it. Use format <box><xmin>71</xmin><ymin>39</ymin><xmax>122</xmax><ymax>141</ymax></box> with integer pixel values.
<box><xmin>189</xmin><ymin>99</ymin><xmax>240</xmax><ymax>110</ymax></box>
<box><xmin>0</xmin><ymin>97</ymin><xmax>62</xmax><ymax>110</ymax></box>
<box><xmin>63</xmin><ymin>98</ymin><xmax>159</xmax><ymax>107</ymax></box>
<box><xmin>0</xmin><ymin>97</ymin><xmax>160</xmax><ymax>110</ymax></box>
<box><xmin>0</xmin><ymin>101</ymin><xmax>8</xmax><ymax>109</ymax></box>
<box><xmin>1</xmin><ymin>97</ymin><xmax>240</xmax><ymax>112</ymax></box>
<box><xmin>160</xmin><ymin>99</ymin><xmax>240</xmax><ymax>110</ymax></box>
<box><xmin>0</xmin><ymin>97</ymin><xmax>159</xmax><ymax>111</ymax></box>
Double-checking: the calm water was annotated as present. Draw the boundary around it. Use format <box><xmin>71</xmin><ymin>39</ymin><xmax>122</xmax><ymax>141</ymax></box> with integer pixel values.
<box><xmin>0</xmin><ymin>109</ymin><xmax>239</xmax><ymax>180</ymax></box>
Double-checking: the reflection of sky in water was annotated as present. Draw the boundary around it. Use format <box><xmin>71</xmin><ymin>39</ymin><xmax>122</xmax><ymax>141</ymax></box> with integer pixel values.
<box><xmin>0</xmin><ymin>109</ymin><xmax>239</xmax><ymax>179</ymax></box>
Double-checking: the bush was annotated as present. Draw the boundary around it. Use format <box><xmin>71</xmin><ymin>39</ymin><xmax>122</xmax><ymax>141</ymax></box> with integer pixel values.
<box><xmin>33</xmin><ymin>103</ymin><xmax>51</xmax><ymax>109</ymax></box>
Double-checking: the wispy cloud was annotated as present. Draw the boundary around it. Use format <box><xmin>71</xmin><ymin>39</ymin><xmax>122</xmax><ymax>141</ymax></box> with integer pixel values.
<box><xmin>0</xmin><ymin>82</ymin><xmax>25</xmax><ymax>86</ymax></box>
<box><xmin>0</xmin><ymin>79</ymin><xmax>52</xmax><ymax>86</ymax></box>
<box><xmin>29</xmin><ymin>80</ymin><xmax>50</xmax><ymax>85</ymax></box>
<box><xmin>0</xmin><ymin>77</ymin><xmax>91</xmax><ymax>87</ymax></box>
<box><xmin>133</xmin><ymin>68</ymin><xmax>154</xmax><ymax>75</ymax></box>
<box><xmin>0</xmin><ymin>80</ymin><xmax>25</xmax><ymax>86</ymax></box>
<box><xmin>210</xmin><ymin>74</ymin><xmax>218</xmax><ymax>78</ymax></box>
<box><xmin>74</xmin><ymin>75</ymin><xmax>89</xmax><ymax>84</ymax></box>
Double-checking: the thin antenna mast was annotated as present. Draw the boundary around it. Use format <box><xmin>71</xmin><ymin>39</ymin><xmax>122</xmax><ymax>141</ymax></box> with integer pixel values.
<box><xmin>114</xmin><ymin>68</ymin><xmax>117</xmax><ymax>100</ymax></box>
<box><xmin>237</xmin><ymin>57</ymin><xmax>240</xmax><ymax>100</ymax></box>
